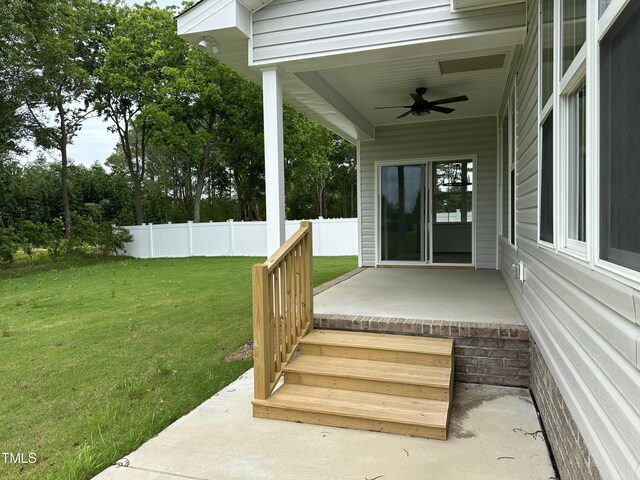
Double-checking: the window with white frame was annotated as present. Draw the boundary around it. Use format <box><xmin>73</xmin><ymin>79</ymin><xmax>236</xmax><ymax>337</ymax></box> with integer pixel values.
<box><xmin>500</xmin><ymin>112</ymin><xmax>509</xmax><ymax>239</ymax></box>
<box><xmin>599</xmin><ymin>1</ymin><xmax>640</xmax><ymax>273</ymax></box>
<box><xmin>500</xmin><ymin>87</ymin><xmax>517</xmax><ymax>246</ymax></box>
<box><xmin>559</xmin><ymin>0</ymin><xmax>587</xmax><ymax>253</ymax></box>
<box><xmin>539</xmin><ymin>0</ymin><xmax>555</xmax><ymax>245</ymax></box>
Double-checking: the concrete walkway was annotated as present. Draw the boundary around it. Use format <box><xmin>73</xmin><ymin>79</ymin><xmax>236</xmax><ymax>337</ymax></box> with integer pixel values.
<box><xmin>93</xmin><ymin>369</ymin><xmax>554</xmax><ymax>480</ymax></box>
<box><xmin>315</xmin><ymin>268</ymin><xmax>523</xmax><ymax>324</ymax></box>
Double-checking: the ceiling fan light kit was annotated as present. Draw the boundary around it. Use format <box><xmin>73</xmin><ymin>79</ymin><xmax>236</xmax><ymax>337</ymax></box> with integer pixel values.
<box><xmin>375</xmin><ymin>87</ymin><xmax>469</xmax><ymax>119</ymax></box>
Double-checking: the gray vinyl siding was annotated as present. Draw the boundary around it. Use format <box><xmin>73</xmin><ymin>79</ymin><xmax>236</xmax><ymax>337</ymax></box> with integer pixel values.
<box><xmin>252</xmin><ymin>0</ymin><xmax>526</xmax><ymax>64</ymax></box>
<box><xmin>499</xmin><ymin>1</ymin><xmax>640</xmax><ymax>479</ymax></box>
<box><xmin>360</xmin><ymin>117</ymin><xmax>498</xmax><ymax>269</ymax></box>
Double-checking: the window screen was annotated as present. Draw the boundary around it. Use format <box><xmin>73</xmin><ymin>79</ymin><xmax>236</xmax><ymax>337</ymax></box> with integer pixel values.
<box><xmin>540</xmin><ymin>113</ymin><xmax>554</xmax><ymax>244</ymax></box>
<box><xmin>600</xmin><ymin>3</ymin><xmax>640</xmax><ymax>271</ymax></box>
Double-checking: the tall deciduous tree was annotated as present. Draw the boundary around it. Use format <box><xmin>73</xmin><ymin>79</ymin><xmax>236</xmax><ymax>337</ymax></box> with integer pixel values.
<box><xmin>0</xmin><ymin>0</ymin><xmax>29</xmax><ymax>157</ymax></box>
<box><xmin>94</xmin><ymin>2</ymin><xmax>187</xmax><ymax>224</ymax></box>
<box><xmin>156</xmin><ymin>50</ymin><xmax>234</xmax><ymax>222</ymax></box>
<box><xmin>21</xmin><ymin>0</ymin><xmax>109</xmax><ymax>238</ymax></box>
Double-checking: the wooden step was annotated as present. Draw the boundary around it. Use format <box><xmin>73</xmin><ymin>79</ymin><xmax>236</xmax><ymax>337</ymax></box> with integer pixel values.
<box><xmin>284</xmin><ymin>355</ymin><xmax>451</xmax><ymax>401</ymax></box>
<box><xmin>300</xmin><ymin>329</ymin><xmax>453</xmax><ymax>367</ymax></box>
<box><xmin>253</xmin><ymin>384</ymin><xmax>449</xmax><ymax>440</ymax></box>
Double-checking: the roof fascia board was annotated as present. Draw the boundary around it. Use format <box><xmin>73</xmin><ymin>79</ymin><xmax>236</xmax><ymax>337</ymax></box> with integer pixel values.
<box><xmin>177</xmin><ymin>0</ymin><xmax>251</xmax><ymax>38</ymax></box>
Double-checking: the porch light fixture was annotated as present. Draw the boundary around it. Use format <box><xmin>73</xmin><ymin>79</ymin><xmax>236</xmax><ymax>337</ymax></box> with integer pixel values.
<box><xmin>197</xmin><ymin>36</ymin><xmax>220</xmax><ymax>55</ymax></box>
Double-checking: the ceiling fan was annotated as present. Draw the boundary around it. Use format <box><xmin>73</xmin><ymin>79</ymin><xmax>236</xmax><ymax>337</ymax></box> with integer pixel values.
<box><xmin>375</xmin><ymin>87</ymin><xmax>469</xmax><ymax>119</ymax></box>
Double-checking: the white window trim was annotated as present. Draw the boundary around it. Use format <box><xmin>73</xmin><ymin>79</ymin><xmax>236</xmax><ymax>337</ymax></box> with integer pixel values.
<box><xmin>558</xmin><ymin>57</ymin><xmax>587</xmax><ymax>260</ymax></box>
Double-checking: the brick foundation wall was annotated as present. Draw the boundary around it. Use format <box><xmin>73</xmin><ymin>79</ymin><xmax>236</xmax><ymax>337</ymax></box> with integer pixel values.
<box><xmin>314</xmin><ymin>314</ymin><xmax>530</xmax><ymax>388</ymax></box>
<box><xmin>530</xmin><ymin>341</ymin><xmax>602</xmax><ymax>480</ymax></box>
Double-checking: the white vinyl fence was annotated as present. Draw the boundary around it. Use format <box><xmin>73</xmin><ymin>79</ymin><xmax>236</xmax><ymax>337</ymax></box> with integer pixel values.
<box><xmin>120</xmin><ymin>218</ymin><xmax>358</xmax><ymax>258</ymax></box>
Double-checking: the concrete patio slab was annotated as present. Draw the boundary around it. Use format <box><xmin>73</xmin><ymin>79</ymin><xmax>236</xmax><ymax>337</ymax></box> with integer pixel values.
<box><xmin>314</xmin><ymin>268</ymin><xmax>523</xmax><ymax>324</ymax></box>
<box><xmin>93</xmin><ymin>369</ymin><xmax>554</xmax><ymax>480</ymax></box>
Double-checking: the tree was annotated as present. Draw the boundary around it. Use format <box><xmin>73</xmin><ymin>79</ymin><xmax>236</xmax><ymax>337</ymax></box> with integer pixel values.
<box><xmin>155</xmin><ymin>49</ymin><xmax>233</xmax><ymax>222</ymax></box>
<box><xmin>94</xmin><ymin>2</ymin><xmax>188</xmax><ymax>224</ymax></box>
<box><xmin>21</xmin><ymin>0</ymin><xmax>110</xmax><ymax>239</ymax></box>
<box><xmin>0</xmin><ymin>1</ymin><xmax>30</xmax><ymax>157</ymax></box>
<box><xmin>285</xmin><ymin>111</ymin><xmax>334</xmax><ymax>218</ymax></box>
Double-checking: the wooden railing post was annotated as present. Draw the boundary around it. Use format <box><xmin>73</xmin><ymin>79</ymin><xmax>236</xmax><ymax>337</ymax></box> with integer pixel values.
<box><xmin>252</xmin><ymin>263</ymin><xmax>271</xmax><ymax>400</ymax></box>
<box><xmin>300</xmin><ymin>221</ymin><xmax>314</xmax><ymax>332</ymax></box>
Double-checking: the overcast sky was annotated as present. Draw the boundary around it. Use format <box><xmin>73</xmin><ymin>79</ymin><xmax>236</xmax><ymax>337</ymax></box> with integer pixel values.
<box><xmin>25</xmin><ymin>0</ymin><xmax>183</xmax><ymax>167</ymax></box>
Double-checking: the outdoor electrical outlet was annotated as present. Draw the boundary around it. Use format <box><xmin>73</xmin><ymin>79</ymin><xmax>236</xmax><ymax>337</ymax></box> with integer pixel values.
<box><xmin>511</xmin><ymin>261</ymin><xmax>525</xmax><ymax>283</ymax></box>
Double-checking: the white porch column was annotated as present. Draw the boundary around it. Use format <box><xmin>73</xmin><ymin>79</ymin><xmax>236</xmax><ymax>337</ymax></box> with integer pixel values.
<box><xmin>262</xmin><ymin>67</ymin><xmax>286</xmax><ymax>256</ymax></box>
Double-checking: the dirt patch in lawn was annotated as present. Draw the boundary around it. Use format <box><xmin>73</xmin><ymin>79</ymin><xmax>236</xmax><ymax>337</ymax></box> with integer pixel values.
<box><xmin>225</xmin><ymin>341</ymin><xmax>253</xmax><ymax>361</ymax></box>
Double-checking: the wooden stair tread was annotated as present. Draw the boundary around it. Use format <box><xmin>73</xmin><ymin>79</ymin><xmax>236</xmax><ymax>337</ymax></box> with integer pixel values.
<box><xmin>284</xmin><ymin>354</ymin><xmax>450</xmax><ymax>388</ymax></box>
<box><xmin>253</xmin><ymin>384</ymin><xmax>448</xmax><ymax>428</ymax></box>
<box><xmin>301</xmin><ymin>329</ymin><xmax>453</xmax><ymax>356</ymax></box>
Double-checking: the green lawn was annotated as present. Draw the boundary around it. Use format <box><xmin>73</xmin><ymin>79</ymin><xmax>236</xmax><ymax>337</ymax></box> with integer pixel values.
<box><xmin>0</xmin><ymin>255</ymin><xmax>357</xmax><ymax>480</ymax></box>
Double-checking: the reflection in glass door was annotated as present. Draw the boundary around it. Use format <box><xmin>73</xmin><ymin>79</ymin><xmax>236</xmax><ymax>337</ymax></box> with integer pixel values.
<box><xmin>431</xmin><ymin>160</ymin><xmax>473</xmax><ymax>264</ymax></box>
<box><xmin>380</xmin><ymin>164</ymin><xmax>425</xmax><ymax>262</ymax></box>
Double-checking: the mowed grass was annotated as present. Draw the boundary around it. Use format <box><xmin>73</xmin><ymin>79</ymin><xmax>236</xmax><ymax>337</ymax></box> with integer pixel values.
<box><xmin>0</xmin><ymin>255</ymin><xmax>356</xmax><ymax>480</ymax></box>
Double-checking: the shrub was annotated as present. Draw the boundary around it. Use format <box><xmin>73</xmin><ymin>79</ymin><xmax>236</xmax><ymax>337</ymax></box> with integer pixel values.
<box><xmin>96</xmin><ymin>224</ymin><xmax>133</xmax><ymax>255</ymax></box>
<box><xmin>18</xmin><ymin>221</ymin><xmax>49</xmax><ymax>262</ymax></box>
<box><xmin>0</xmin><ymin>228</ymin><xmax>17</xmax><ymax>264</ymax></box>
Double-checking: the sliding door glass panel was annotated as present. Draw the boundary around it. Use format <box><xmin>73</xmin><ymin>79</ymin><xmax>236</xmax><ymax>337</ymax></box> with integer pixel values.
<box><xmin>433</xmin><ymin>161</ymin><xmax>473</xmax><ymax>264</ymax></box>
<box><xmin>380</xmin><ymin>165</ymin><xmax>425</xmax><ymax>262</ymax></box>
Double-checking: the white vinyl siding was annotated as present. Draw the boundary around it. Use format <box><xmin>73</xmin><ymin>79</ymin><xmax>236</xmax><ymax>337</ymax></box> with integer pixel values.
<box><xmin>360</xmin><ymin>117</ymin><xmax>498</xmax><ymax>269</ymax></box>
<box><xmin>252</xmin><ymin>0</ymin><xmax>526</xmax><ymax>64</ymax></box>
<box><xmin>499</xmin><ymin>1</ymin><xmax>640</xmax><ymax>480</ymax></box>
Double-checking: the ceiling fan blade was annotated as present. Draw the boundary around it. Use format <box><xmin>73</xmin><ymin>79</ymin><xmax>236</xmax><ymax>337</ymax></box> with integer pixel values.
<box><xmin>430</xmin><ymin>105</ymin><xmax>455</xmax><ymax>114</ymax></box>
<box><xmin>430</xmin><ymin>95</ymin><xmax>469</xmax><ymax>106</ymax></box>
<box><xmin>396</xmin><ymin>110</ymin><xmax>412</xmax><ymax>119</ymax></box>
<box><xmin>374</xmin><ymin>105</ymin><xmax>412</xmax><ymax>109</ymax></box>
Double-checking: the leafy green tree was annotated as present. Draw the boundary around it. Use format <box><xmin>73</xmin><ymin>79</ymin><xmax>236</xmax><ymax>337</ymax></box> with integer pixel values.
<box><xmin>155</xmin><ymin>49</ymin><xmax>234</xmax><ymax>222</ymax></box>
<box><xmin>0</xmin><ymin>0</ymin><xmax>30</xmax><ymax>157</ymax></box>
<box><xmin>0</xmin><ymin>227</ymin><xmax>17</xmax><ymax>264</ymax></box>
<box><xmin>285</xmin><ymin>111</ymin><xmax>334</xmax><ymax>218</ymax></box>
<box><xmin>94</xmin><ymin>2</ymin><xmax>188</xmax><ymax>224</ymax></box>
<box><xmin>22</xmin><ymin>0</ymin><xmax>110</xmax><ymax>239</ymax></box>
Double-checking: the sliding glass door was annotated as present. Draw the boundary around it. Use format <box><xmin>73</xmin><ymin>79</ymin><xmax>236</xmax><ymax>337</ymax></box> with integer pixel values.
<box><xmin>380</xmin><ymin>164</ymin><xmax>426</xmax><ymax>262</ymax></box>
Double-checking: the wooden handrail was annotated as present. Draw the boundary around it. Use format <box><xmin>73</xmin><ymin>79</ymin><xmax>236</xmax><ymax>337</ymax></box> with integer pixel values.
<box><xmin>252</xmin><ymin>221</ymin><xmax>314</xmax><ymax>400</ymax></box>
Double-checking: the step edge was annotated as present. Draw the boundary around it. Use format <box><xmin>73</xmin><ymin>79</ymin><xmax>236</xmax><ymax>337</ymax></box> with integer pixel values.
<box><xmin>300</xmin><ymin>337</ymin><xmax>453</xmax><ymax>356</ymax></box>
<box><xmin>284</xmin><ymin>358</ymin><xmax>452</xmax><ymax>388</ymax></box>
<box><xmin>252</xmin><ymin>398</ymin><xmax>449</xmax><ymax>429</ymax></box>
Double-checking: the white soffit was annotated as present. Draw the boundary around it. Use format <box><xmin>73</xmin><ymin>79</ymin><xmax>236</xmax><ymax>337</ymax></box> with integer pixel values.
<box><xmin>316</xmin><ymin>46</ymin><xmax>514</xmax><ymax>127</ymax></box>
<box><xmin>451</xmin><ymin>0</ymin><xmax>526</xmax><ymax>12</ymax></box>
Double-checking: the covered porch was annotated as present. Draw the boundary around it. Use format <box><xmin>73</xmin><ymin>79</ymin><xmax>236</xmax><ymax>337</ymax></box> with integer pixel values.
<box><xmin>176</xmin><ymin>0</ymin><xmax>531</xmax><ymax>446</ymax></box>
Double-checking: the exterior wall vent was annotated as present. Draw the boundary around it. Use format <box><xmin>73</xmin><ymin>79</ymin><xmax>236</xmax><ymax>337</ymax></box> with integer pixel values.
<box><xmin>438</xmin><ymin>54</ymin><xmax>507</xmax><ymax>74</ymax></box>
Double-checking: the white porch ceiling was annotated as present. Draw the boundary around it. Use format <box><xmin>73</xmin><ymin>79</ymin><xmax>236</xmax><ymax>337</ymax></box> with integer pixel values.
<box><xmin>314</xmin><ymin>46</ymin><xmax>514</xmax><ymax>129</ymax></box>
